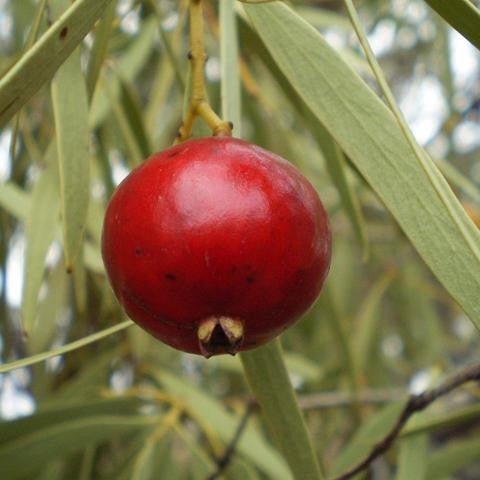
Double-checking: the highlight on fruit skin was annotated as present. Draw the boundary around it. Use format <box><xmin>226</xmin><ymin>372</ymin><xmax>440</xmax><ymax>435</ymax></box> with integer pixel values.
<box><xmin>101</xmin><ymin>137</ymin><xmax>332</xmax><ymax>357</ymax></box>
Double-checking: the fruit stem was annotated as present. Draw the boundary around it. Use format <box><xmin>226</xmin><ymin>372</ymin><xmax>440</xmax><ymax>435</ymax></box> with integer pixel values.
<box><xmin>175</xmin><ymin>0</ymin><xmax>232</xmax><ymax>144</ymax></box>
<box><xmin>240</xmin><ymin>339</ymin><xmax>325</xmax><ymax>480</ymax></box>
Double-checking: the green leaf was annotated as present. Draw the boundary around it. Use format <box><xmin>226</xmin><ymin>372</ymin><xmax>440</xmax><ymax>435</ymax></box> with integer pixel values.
<box><xmin>316</xmin><ymin>128</ymin><xmax>368</xmax><ymax>258</ymax></box>
<box><xmin>353</xmin><ymin>270</ymin><xmax>395</xmax><ymax>376</ymax></box>
<box><xmin>423</xmin><ymin>0</ymin><xmax>480</xmax><ymax>51</ymax></box>
<box><xmin>86</xmin><ymin>0</ymin><xmax>117</xmax><ymax>100</ymax></box>
<box><xmin>151</xmin><ymin>367</ymin><xmax>293</xmax><ymax>480</ymax></box>
<box><xmin>244</xmin><ymin>2</ymin><xmax>480</xmax><ymax>327</ymax></box>
<box><xmin>240</xmin><ymin>339</ymin><xmax>324</xmax><ymax>480</ymax></box>
<box><xmin>27</xmin><ymin>261</ymin><xmax>69</xmax><ymax>353</ymax></box>
<box><xmin>21</xmin><ymin>145</ymin><xmax>60</xmax><ymax>333</ymax></box>
<box><xmin>211</xmin><ymin>351</ymin><xmax>324</xmax><ymax>383</ymax></box>
<box><xmin>89</xmin><ymin>18</ymin><xmax>157</xmax><ymax>129</ymax></box>
<box><xmin>0</xmin><ymin>396</ymin><xmax>146</xmax><ymax>444</ymax></box>
<box><xmin>51</xmin><ymin>0</ymin><xmax>90</xmax><ymax>271</ymax></box>
<box><xmin>0</xmin><ymin>320</ymin><xmax>133</xmax><ymax>373</ymax></box>
<box><xmin>0</xmin><ymin>415</ymin><xmax>159</xmax><ymax>479</ymax></box>
<box><xmin>220</xmin><ymin>0</ymin><xmax>242</xmax><ymax>136</ymax></box>
<box><xmin>0</xmin><ymin>182</ymin><xmax>30</xmax><ymax>219</ymax></box>
<box><xmin>330</xmin><ymin>399</ymin><xmax>408</xmax><ymax>476</ymax></box>
<box><xmin>119</xmin><ymin>78</ymin><xmax>153</xmax><ymax>159</ymax></box>
<box><xmin>402</xmin><ymin>402</ymin><xmax>480</xmax><ymax>437</ymax></box>
<box><xmin>395</xmin><ymin>434</ymin><xmax>427</xmax><ymax>480</ymax></box>
<box><xmin>0</xmin><ymin>0</ymin><xmax>114</xmax><ymax>127</ymax></box>
<box><xmin>426</xmin><ymin>435</ymin><xmax>480</xmax><ymax>479</ymax></box>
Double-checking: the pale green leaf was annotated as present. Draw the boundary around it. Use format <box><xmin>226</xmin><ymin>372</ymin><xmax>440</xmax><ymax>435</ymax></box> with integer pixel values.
<box><xmin>0</xmin><ymin>0</ymin><xmax>114</xmax><ymax>127</ymax></box>
<box><xmin>89</xmin><ymin>18</ymin><xmax>157</xmax><ymax>129</ymax></box>
<box><xmin>330</xmin><ymin>400</ymin><xmax>408</xmax><ymax>476</ymax></box>
<box><xmin>402</xmin><ymin>402</ymin><xmax>480</xmax><ymax>437</ymax></box>
<box><xmin>396</xmin><ymin>434</ymin><xmax>428</xmax><ymax>480</ymax></box>
<box><xmin>316</xmin><ymin>127</ymin><xmax>368</xmax><ymax>258</ymax></box>
<box><xmin>0</xmin><ymin>182</ymin><xmax>30</xmax><ymax>219</ymax></box>
<box><xmin>0</xmin><ymin>320</ymin><xmax>133</xmax><ymax>373</ymax></box>
<box><xmin>240</xmin><ymin>339</ymin><xmax>324</xmax><ymax>480</ymax></box>
<box><xmin>220</xmin><ymin>0</ymin><xmax>242</xmax><ymax>136</ymax></box>
<box><xmin>0</xmin><ymin>415</ymin><xmax>159</xmax><ymax>479</ymax></box>
<box><xmin>353</xmin><ymin>270</ymin><xmax>395</xmax><ymax>375</ymax></box>
<box><xmin>423</xmin><ymin>0</ymin><xmax>480</xmax><ymax>50</ymax></box>
<box><xmin>51</xmin><ymin>0</ymin><xmax>90</xmax><ymax>271</ymax></box>
<box><xmin>151</xmin><ymin>367</ymin><xmax>293</xmax><ymax>480</ymax></box>
<box><xmin>426</xmin><ymin>435</ymin><xmax>480</xmax><ymax>479</ymax></box>
<box><xmin>0</xmin><ymin>396</ymin><xmax>146</xmax><ymax>444</ymax></box>
<box><xmin>27</xmin><ymin>261</ymin><xmax>69</xmax><ymax>353</ymax></box>
<box><xmin>86</xmin><ymin>0</ymin><xmax>117</xmax><ymax>100</ymax></box>
<box><xmin>21</xmin><ymin>145</ymin><xmax>60</xmax><ymax>333</ymax></box>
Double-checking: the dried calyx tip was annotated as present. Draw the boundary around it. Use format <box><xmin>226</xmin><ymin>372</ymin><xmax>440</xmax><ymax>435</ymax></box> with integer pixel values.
<box><xmin>198</xmin><ymin>316</ymin><xmax>244</xmax><ymax>358</ymax></box>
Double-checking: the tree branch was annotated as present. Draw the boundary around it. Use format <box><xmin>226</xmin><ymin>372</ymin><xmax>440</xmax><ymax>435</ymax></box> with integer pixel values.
<box><xmin>333</xmin><ymin>362</ymin><xmax>480</xmax><ymax>480</ymax></box>
<box><xmin>206</xmin><ymin>400</ymin><xmax>256</xmax><ymax>480</ymax></box>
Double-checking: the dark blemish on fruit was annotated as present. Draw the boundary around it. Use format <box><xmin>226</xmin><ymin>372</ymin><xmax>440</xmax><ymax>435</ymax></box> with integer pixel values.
<box><xmin>60</xmin><ymin>27</ymin><xmax>68</xmax><ymax>39</ymax></box>
<box><xmin>165</xmin><ymin>273</ymin><xmax>177</xmax><ymax>281</ymax></box>
<box><xmin>187</xmin><ymin>51</ymin><xmax>193</xmax><ymax>60</ymax></box>
<box><xmin>246</xmin><ymin>275</ymin><xmax>255</xmax><ymax>284</ymax></box>
<box><xmin>228</xmin><ymin>121</ymin><xmax>234</xmax><ymax>130</ymax></box>
<box><xmin>167</xmin><ymin>150</ymin><xmax>180</xmax><ymax>159</ymax></box>
<box><xmin>135</xmin><ymin>248</ymin><xmax>141</xmax><ymax>256</ymax></box>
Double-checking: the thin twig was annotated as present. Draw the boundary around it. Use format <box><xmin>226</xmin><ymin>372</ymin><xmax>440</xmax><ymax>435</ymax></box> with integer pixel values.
<box><xmin>206</xmin><ymin>400</ymin><xmax>257</xmax><ymax>480</ymax></box>
<box><xmin>333</xmin><ymin>362</ymin><xmax>480</xmax><ymax>480</ymax></box>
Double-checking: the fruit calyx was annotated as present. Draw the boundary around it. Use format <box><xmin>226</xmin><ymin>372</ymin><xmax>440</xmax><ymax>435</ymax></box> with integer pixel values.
<box><xmin>197</xmin><ymin>316</ymin><xmax>244</xmax><ymax>358</ymax></box>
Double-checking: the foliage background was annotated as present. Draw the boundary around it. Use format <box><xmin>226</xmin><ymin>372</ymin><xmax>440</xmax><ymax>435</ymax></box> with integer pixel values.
<box><xmin>0</xmin><ymin>0</ymin><xmax>479</xmax><ymax>479</ymax></box>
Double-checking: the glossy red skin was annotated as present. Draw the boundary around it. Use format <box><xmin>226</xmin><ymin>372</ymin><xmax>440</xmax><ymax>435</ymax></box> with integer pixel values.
<box><xmin>102</xmin><ymin>137</ymin><xmax>331</xmax><ymax>355</ymax></box>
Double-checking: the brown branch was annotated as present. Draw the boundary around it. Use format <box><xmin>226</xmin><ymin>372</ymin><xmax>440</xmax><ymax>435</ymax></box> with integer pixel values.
<box><xmin>206</xmin><ymin>400</ymin><xmax>256</xmax><ymax>480</ymax></box>
<box><xmin>333</xmin><ymin>362</ymin><xmax>480</xmax><ymax>480</ymax></box>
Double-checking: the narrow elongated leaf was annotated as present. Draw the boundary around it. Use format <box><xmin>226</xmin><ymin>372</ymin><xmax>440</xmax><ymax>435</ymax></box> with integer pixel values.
<box><xmin>51</xmin><ymin>0</ymin><xmax>90</xmax><ymax>271</ymax></box>
<box><xmin>0</xmin><ymin>320</ymin><xmax>133</xmax><ymax>373</ymax></box>
<box><xmin>86</xmin><ymin>0</ymin><xmax>117</xmax><ymax>100</ymax></box>
<box><xmin>426</xmin><ymin>436</ymin><xmax>480</xmax><ymax>479</ymax></box>
<box><xmin>402</xmin><ymin>402</ymin><xmax>480</xmax><ymax>437</ymax></box>
<box><xmin>0</xmin><ymin>0</ymin><xmax>114</xmax><ymax>127</ymax></box>
<box><xmin>354</xmin><ymin>270</ymin><xmax>395</xmax><ymax>376</ymax></box>
<box><xmin>28</xmin><ymin>261</ymin><xmax>69</xmax><ymax>353</ymax></box>
<box><xmin>330</xmin><ymin>399</ymin><xmax>408</xmax><ymax>476</ymax></box>
<box><xmin>220</xmin><ymin>0</ymin><xmax>241</xmax><ymax>136</ymax></box>
<box><xmin>0</xmin><ymin>396</ymin><xmax>146</xmax><ymax>444</ymax></box>
<box><xmin>423</xmin><ymin>0</ymin><xmax>480</xmax><ymax>51</ymax></box>
<box><xmin>396</xmin><ymin>434</ymin><xmax>427</xmax><ymax>480</ymax></box>
<box><xmin>240</xmin><ymin>340</ymin><xmax>324</xmax><ymax>480</ymax></box>
<box><xmin>89</xmin><ymin>18</ymin><xmax>157</xmax><ymax>129</ymax></box>
<box><xmin>317</xmin><ymin>129</ymin><xmax>368</xmax><ymax>257</ymax></box>
<box><xmin>22</xmin><ymin>146</ymin><xmax>60</xmax><ymax>333</ymax></box>
<box><xmin>211</xmin><ymin>351</ymin><xmax>324</xmax><ymax>383</ymax></box>
<box><xmin>0</xmin><ymin>182</ymin><xmax>30</xmax><ymax>219</ymax></box>
<box><xmin>0</xmin><ymin>415</ymin><xmax>159</xmax><ymax>479</ymax></box>
<box><xmin>119</xmin><ymin>79</ymin><xmax>152</xmax><ymax>159</ymax></box>
<box><xmin>151</xmin><ymin>368</ymin><xmax>292</xmax><ymax>480</ymax></box>
<box><xmin>245</xmin><ymin>3</ymin><xmax>480</xmax><ymax>326</ymax></box>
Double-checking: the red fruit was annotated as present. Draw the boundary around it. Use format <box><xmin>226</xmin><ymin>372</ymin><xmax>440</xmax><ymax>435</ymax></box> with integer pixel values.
<box><xmin>102</xmin><ymin>137</ymin><xmax>331</xmax><ymax>357</ymax></box>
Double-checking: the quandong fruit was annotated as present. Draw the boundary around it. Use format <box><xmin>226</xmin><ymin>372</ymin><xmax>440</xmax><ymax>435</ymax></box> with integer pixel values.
<box><xmin>102</xmin><ymin>137</ymin><xmax>332</xmax><ymax>357</ymax></box>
